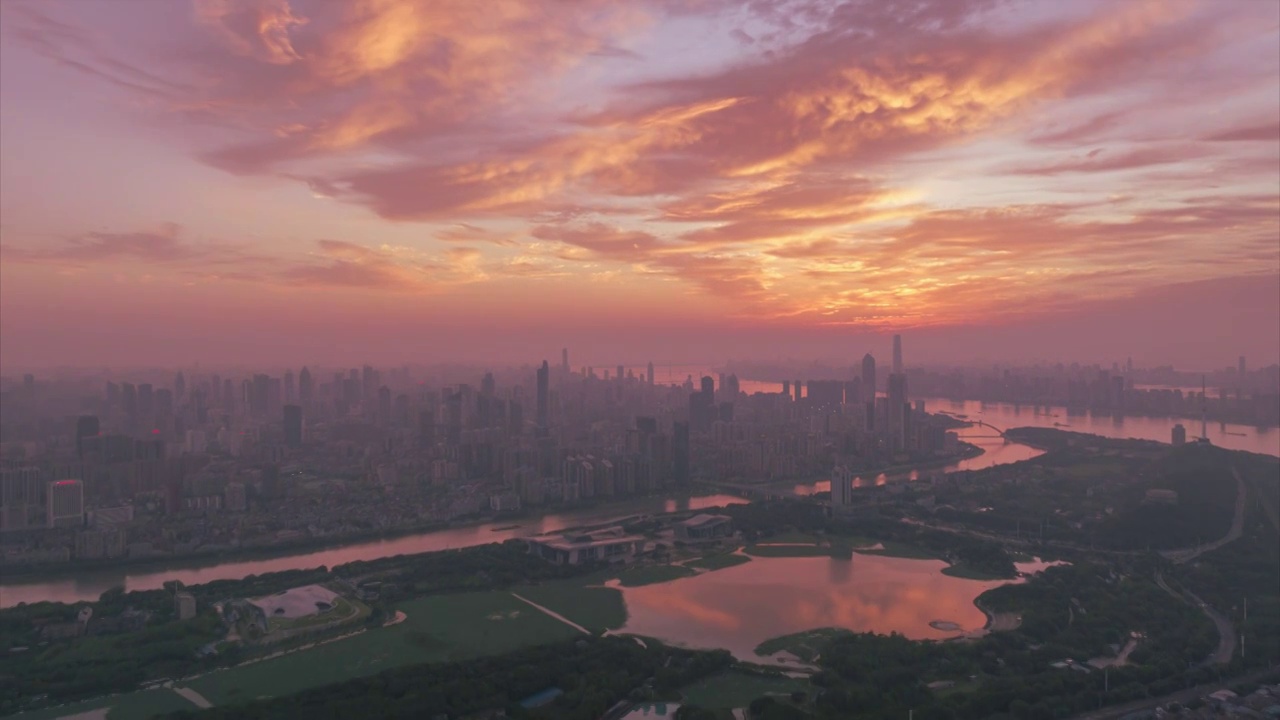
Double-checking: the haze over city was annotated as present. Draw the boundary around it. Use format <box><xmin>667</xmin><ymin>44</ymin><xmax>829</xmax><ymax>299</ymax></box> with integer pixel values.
<box><xmin>2</xmin><ymin>2</ymin><xmax>1279</xmax><ymax>720</ymax></box>
<box><xmin>1</xmin><ymin>0</ymin><xmax>1278</xmax><ymax>369</ymax></box>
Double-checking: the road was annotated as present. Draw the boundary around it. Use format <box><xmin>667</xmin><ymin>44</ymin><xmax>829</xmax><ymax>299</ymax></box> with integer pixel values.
<box><xmin>1069</xmin><ymin>668</ymin><xmax>1279</xmax><ymax>720</ymax></box>
<box><xmin>1154</xmin><ymin>570</ymin><xmax>1236</xmax><ymax>666</ymax></box>
<box><xmin>1161</xmin><ymin>468</ymin><xmax>1246</xmax><ymax>564</ymax></box>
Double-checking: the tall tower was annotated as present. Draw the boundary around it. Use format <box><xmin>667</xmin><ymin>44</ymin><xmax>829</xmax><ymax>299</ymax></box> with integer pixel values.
<box><xmin>861</xmin><ymin>353</ymin><xmax>877</xmax><ymax>398</ymax></box>
<box><xmin>646</xmin><ymin>361</ymin><xmax>655</xmax><ymax>386</ymax></box>
<box><xmin>536</xmin><ymin>360</ymin><xmax>550</xmax><ymax>432</ymax></box>
<box><xmin>298</xmin><ymin>367</ymin><xmax>313</xmax><ymax>408</ymax></box>
<box><xmin>1200</xmin><ymin>374</ymin><xmax>1208</xmax><ymax>441</ymax></box>
<box><xmin>892</xmin><ymin>334</ymin><xmax>903</xmax><ymax>375</ymax></box>
<box><xmin>562</xmin><ymin>348</ymin><xmax>570</xmax><ymax>373</ymax></box>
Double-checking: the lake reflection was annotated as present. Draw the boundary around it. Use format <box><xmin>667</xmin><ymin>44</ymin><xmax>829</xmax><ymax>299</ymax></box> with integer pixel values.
<box><xmin>614</xmin><ymin>554</ymin><xmax>1012</xmax><ymax>661</ymax></box>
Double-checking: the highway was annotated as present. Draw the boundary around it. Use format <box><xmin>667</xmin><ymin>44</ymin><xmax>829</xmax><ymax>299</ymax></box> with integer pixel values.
<box><xmin>1160</xmin><ymin>468</ymin><xmax>1246</xmax><ymax>564</ymax></box>
<box><xmin>1154</xmin><ymin>570</ymin><xmax>1236</xmax><ymax>666</ymax></box>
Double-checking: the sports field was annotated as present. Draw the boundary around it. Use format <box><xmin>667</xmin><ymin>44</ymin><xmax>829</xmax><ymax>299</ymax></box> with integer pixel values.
<box><xmin>186</xmin><ymin>590</ymin><xmax>579</xmax><ymax>705</ymax></box>
<box><xmin>514</xmin><ymin>582</ymin><xmax>626</xmax><ymax>633</ymax></box>
<box><xmin>13</xmin><ymin>687</ymin><xmax>201</xmax><ymax>720</ymax></box>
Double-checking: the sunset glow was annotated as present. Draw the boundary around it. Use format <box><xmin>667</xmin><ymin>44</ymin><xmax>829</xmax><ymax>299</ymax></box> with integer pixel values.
<box><xmin>1</xmin><ymin>0</ymin><xmax>1277</xmax><ymax>367</ymax></box>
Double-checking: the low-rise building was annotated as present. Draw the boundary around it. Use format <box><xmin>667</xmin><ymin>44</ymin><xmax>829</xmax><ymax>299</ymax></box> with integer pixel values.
<box><xmin>527</xmin><ymin>526</ymin><xmax>645</xmax><ymax>565</ymax></box>
<box><xmin>674</xmin><ymin>514</ymin><xmax>734</xmax><ymax>541</ymax></box>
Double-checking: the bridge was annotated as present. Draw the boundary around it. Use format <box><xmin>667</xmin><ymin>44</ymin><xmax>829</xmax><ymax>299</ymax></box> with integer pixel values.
<box><xmin>957</xmin><ymin>420</ymin><xmax>1008</xmax><ymax>441</ymax></box>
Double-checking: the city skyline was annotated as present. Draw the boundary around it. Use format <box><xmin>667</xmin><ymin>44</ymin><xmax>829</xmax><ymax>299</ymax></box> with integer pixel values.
<box><xmin>1</xmin><ymin>0</ymin><xmax>1278</xmax><ymax>369</ymax></box>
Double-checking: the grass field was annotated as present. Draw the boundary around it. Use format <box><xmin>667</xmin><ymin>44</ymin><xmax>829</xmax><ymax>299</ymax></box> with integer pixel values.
<box><xmin>940</xmin><ymin>564</ymin><xmax>1011</xmax><ymax>580</ymax></box>
<box><xmin>686</xmin><ymin>553</ymin><xmax>752</xmax><ymax>571</ymax></box>
<box><xmin>744</xmin><ymin>544</ymin><xmax>829</xmax><ymax>558</ymax></box>
<box><xmin>515</xmin><ymin>582</ymin><xmax>626</xmax><ymax>633</ymax></box>
<box><xmin>679</xmin><ymin>670</ymin><xmax>813</xmax><ymax>708</ymax></box>
<box><xmin>14</xmin><ymin>687</ymin><xmax>201</xmax><ymax>720</ymax></box>
<box><xmin>186</xmin><ymin>590</ymin><xmax>580</xmax><ymax>706</ymax></box>
<box><xmin>616</xmin><ymin>565</ymin><xmax>698</xmax><ymax>586</ymax></box>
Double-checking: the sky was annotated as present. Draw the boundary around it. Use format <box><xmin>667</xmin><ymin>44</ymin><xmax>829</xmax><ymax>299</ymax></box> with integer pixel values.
<box><xmin>0</xmin><ymin>0</ymin><xmax>1277</xmax><ymax>371</ymax></box>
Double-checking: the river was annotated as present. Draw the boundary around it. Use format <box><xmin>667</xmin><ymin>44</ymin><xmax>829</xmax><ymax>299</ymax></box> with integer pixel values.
<box><xmin>0</xmin><ymin>494</ymin><xmax>747</xmax><ymax>608</ymax></box>
<box><xmin>4</xmin><ymin>395</ymin><xmax>1274</xmax><ymax>608</ymax></box>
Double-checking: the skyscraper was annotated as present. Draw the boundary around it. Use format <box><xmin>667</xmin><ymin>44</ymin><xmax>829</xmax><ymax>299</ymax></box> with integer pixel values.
<box><xmin>672</xmin><ymin>421</ymin><xmax>690</xmax><ymax>486</ymax></box>
<box><xmin>887</xmin><ymin>373</ymin><xmax>908</xmax><ymax>452</ymax></box>
<box><xmin>298</xmin><ymin>367</ymin><xmax>313</xmax><ymax>408</ymax></box>
<box><xmin>536</xmin><ymin>360</ymin><xmax>550</xmax><ymax>432</ymax></box>
<box><xmin>47</xmin><ymin>479</ymin><xmax>84</xmax><ymax>528</ymax></box>
<box><xmin>75</xmin><ymin>415</ymin><xmax>99</xmax><ymax>458</ymax></box>
<box><xmin>283</xmin><ymin>404</ymin><xmax>303</xmax><ymax>447</ymax></box>
<box><xmin>646</xmin><ymin>361</ymin><xmax>655</xmax><ymax>386</ymax></box>
<box><xmin>562</xmin><ymin>348</ymin><xmax>570</xmax><ymax>373</ymax></box>
<box><xmin>794</xmin><ymin>380</ymin><xmax>802</xmax><ymax>403</ymax></box>
<box><xmin>861</xmin><ymin>353</ymin><xmax>877</xmax><ymax>398</ymax></box>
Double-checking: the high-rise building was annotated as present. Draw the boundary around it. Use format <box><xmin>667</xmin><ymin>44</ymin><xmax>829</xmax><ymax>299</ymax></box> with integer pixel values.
<box><xmin>75</xmin><ymin>416</ymin><xmax>100</xmax><ymax>458</ymax></box>
<box><xmin>782</xmin><ymin>380</ymin><xmax>791</xmax><ymax>397</ymax></box>
<box><xmin>793</xmin><ymin>380</ymin><xmax>802</xmax><ymax>403</ymax></box>
<box><xmin>536</xmin><ymin>360</ymin><xmax>550</xmax><ymax>432</ymax></box>
<box><xmin>1171</xmin><ymin>424</ymin><xmax>1187</xmax><ymax>446</ymax></box>
<box><xmin>283</xmin><ymin>405</ymin><xmax>304</xmax><ymax>447</ymax></box>
<box><xmin>562</xmin><ymin>348</ymin><xmax>570</xmax><ymax>373</ymax></box>
<box><xmin>892</xmin><ymin>334</ymin><xmax>903</xmax><ymax>374</ymax></box>
<box><xmin>122</xmin><ymin>382</ymin><xmax>137</xmax><ymax>421</ymax></box>
<box><xmin>47</xmin><ymin>479</ymin><xmax>84</xmax><ymax>528</ymax></box>
<box><xmin>1</xmin><ymin>467</ymin><xmax>45</xmax><ymax>531</ymax></box>
<box><xmin>298</xmin><ymin>367</ymin><xmax>313</xmax><ymax>408</ymax></box>
<box><xmin>672</xmin><ymin>421</ymin><xmax>690</xmax><ymax>486</ymax></box>
<box><xmin>832</xmin><ymin>465</ymin><xmax>855</xmax><ymax>507</ymax></box>
<box><xmin>617</xmin><ymin>365</ymin><xmax>625</xmax><ymax>386</ymax></box>
<box><xmin>646</xmin><ymin>362</ymin><xmax>655</xmax><ymax>386</ymax></box>
<box><xmin>690</xmin><ymin>377</ymin><xmax>716</xmax><ymax>432</ymax></box>
<box><xmin>861</xmin><ymin>354</ymin><xmax>877</xmax><ymax>398</ymax></box>
<box><xmin>887</xmin><ymin>373</ymin><xmax>909</xmax><ymax>452</ymax></box>
<box><xmin>138</xmin><ymin>383</ymin><xmax>154</xmax><ymax>419</ymax></box>
<box><xmin>724</xmin><ymin>374</ymin><xmax>740</xmax><ymax>398</ymax></box>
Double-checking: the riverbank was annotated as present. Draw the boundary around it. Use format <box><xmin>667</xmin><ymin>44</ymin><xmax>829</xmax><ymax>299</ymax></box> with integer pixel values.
<box><xmin>0</xmin><ymin>491</ymin><xmax>743</xmax><ymax>584</ymax></box>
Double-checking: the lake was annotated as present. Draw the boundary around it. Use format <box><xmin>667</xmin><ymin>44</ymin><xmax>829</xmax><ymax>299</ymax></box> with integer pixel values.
<box><xmin>612</xmin><ymin>553</ymin><xmax>1025</xmax><ymax>661</ymax></box>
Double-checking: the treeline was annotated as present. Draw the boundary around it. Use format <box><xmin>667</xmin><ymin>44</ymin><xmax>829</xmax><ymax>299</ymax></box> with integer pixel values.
<box><xmin>161</xmin><ymin>637</ymin><xmax>731</xmax><ymax>720</ymax></box>
<box><xmin>330</xmin><ymin>540</ymin><xmax>598</xmax><ymax>602</ymax></box>
<box><xmin>788</xmin><ymin>562</ymin><xmax>1219</xmax><ymax>719</ymax></box>
<box><xmin>0</xmin><ymin>540</ymin><xmax>608</xmax><ymax>714</ymax></box>
<box><xmin>716</xmin><ymin>501</ymin><xmax>1017</xmax><ymax>578</ymax></box>
<box><xmin>1174</xmin><ymin>456</ymin><xmax>1280</xmax><ymax>672</ymax></box>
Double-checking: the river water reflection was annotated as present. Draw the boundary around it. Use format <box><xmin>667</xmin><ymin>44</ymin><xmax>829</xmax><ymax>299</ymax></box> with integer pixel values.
<box><xmin>6</xmin><ymin>394</ymin><xmax>1274</xmax><ymax>608</ymax></box>
<box><xmin>0</xmin><ymin>494</ymin><xmax>747</xmax><ymax>608</ymax></box>
<box><xmin>614</xmin><ymin>554</ymin><xmax>1018</xmax><ymax>661</ymax></box>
